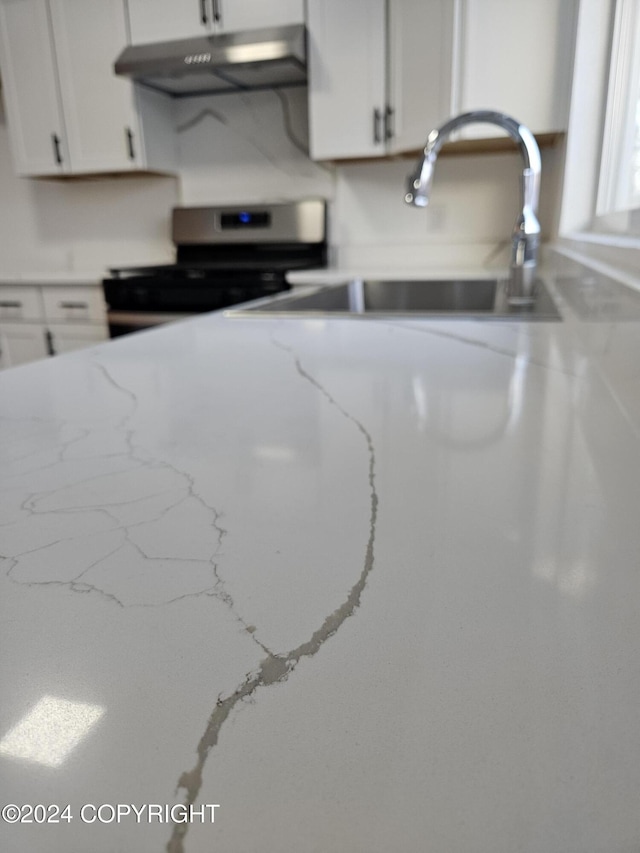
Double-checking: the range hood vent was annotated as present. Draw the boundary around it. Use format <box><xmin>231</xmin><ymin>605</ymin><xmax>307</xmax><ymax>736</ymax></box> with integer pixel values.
<box><xmin>114</xmin><ymin>24</ymin><xmax>306</xmax><ymax>97</ymax></box>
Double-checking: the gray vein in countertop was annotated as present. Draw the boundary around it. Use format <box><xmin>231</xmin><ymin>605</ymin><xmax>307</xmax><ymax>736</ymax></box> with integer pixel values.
<box><xmin>381</xmin><ymin>320</ymin><xmax>579</xmax><ymax>379</ymax></box>
<box><xmin>2</xmin><ymin>537</ymin><xmax>128</xmax><ymax>606</ymax></box>
<box><xmin>0</xmin><ymin>425</ymin><xmax>89</xmax><ymax>470</ymax></box>
<box><xmin>166</xmin><ymin>338</ymin><xmax>378</xmax><ymax>853</ymax></box>
<box><xmin>1</xmin><ymin>362</ymin><xmax>273</xmax><ymax>646</ymax></box>
<box><xmin>93</xmin><ymin>361</ymin><xmax>139</xmax><ymax>428</ymax></box>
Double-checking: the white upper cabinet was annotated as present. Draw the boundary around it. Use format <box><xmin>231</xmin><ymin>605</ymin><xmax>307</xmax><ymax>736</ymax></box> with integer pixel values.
<box><xmin>387</xmin><ymin>0</ymin><xmax>455</xmax><ymax>154</ymax></box>
<box><xmin>307</xmin><ymin>0</ymin><xmax>387</xmax><ymax>160</ymax></box>
<box><xmin>455</xmin><ymin>0</ymin><xmax>578</xmax><ymax>138</ymax></box>
<box><xmin>49</xmin><ymin>0</ymin><xmax>141</xmax><ymax>173</ymax></box>
<box><xmin>127</xmin><ymin>0</ymin><xmax>214</xmax><ymax>44</ymax></box>
<box><xmin>0</xmin><ymin>0</ymin><xmax>175</xmax><ymax>177</ymax></box>
<box><xmin>216</xmin><ymin>0</ymin><xmax>304</xmax><ymax>33</ymax></box>
<box><xmin>0</xmin><ymin>0</ymin><xmax>68</xmax><ymax>175</ymax></box>
<box><xmin>308</xmin><ymin>0</ymin><xmax>455</xmax><ymax>160</ymax></box>
<box><xmin>307</xmin><ymin>0</ymin><xmax>578</xmax><ymax>160</ymax></box>
<box><xmin>127</xmin><ymin>0</ymin><xmax>304</xmax><ymax>44</ymax></box>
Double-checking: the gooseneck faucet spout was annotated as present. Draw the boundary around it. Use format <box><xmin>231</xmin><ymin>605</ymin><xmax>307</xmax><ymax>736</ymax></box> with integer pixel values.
<box><xmin>405</xmin><ymin>110</ymin><xmax>542</xmax><ymax>301</ymax></box>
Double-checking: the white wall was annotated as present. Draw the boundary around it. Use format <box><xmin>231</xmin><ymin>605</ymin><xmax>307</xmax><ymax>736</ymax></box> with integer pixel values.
<box><xmin>559</xmin><ymin>0</ymin><xmax>616</xmax><ymax>234</ymax></box>
<box><xmin>0</xmin><ymin>83</ymin><xmax>565</xmax><ymax>274</ymax></box>
<box><xmin>332</xmin><ymin>147</ymin><xmax>563</xmax><ymax>269</ymax></box>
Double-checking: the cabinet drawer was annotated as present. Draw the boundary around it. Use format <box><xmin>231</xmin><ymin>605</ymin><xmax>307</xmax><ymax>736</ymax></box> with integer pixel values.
<box><xmin>42</xmin><ymin>286</ymin><xmax>106</xmax><ymax>323</ymax></box>
<box><xmin>0</xmin><ymin>286</ymin><xmax>43</xmax><ymax>321</ymax></box>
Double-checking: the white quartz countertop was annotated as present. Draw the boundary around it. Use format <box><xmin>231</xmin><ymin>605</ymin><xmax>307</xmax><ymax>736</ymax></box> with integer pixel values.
<box><xmin>2</xmin><ymin>252</ymin><xmax>640</xmax><ymax>852</ymax></box>
<box><xmin>286</xmin><ymin>265</ymin><xmax>497</xmax><ymax>285</ymax></box>
<box><xmin>0</xmin><ymin>271</ymin><xmax>105</xmax><ymax>285</ymax></box>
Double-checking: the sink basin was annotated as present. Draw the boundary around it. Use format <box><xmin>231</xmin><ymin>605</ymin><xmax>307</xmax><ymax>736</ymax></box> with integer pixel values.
<box><xmin>230</xmin><ymin>278</ymin><xmax>561</xmax><ymax>320</ymax></box>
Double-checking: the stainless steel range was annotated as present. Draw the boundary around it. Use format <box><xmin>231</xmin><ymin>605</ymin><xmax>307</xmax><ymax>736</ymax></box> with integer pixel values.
<box><xmin>103</xmin><ymin>200</ymin><xmax>327</xmax><ymax>337</ymax></box>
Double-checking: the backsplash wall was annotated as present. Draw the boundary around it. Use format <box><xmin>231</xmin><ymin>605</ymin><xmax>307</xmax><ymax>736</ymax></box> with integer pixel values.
<box><xmin>332</xmin><ymin>146</ymin><xmax>563</xmax><ymax>269</ymax></box>
<box><xmin>0</xmin><ymin>86</ymin><xmax>564</xmax><ymax>274</ymax></box>
<box><xmin>175</xmin><ymin>87</ymin><xmax>334</xmax><ymax>205</ymax></box>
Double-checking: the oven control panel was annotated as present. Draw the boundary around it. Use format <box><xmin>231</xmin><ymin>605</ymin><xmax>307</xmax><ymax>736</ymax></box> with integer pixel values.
<box><xmin>220</xmin><ymin>211</ymin><xmax>271</xmax><ymax>230</ymax></box>
<box><xmin>172</xmin><ymin>200</ymin><xmax>326</xmax><ymax>245</ymax></box>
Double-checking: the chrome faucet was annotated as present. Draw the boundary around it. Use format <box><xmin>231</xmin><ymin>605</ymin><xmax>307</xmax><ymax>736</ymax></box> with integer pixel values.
<box><xmin>405</xmin><ymin>110</ymin><xmax>541</xmax><ymax>301</ymax></box>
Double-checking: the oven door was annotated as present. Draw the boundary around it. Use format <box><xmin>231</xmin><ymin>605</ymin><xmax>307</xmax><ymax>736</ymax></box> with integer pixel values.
<box><xmin>106</xmin><ymin>310</ymin><xmax>194</xmax><ymax>338</ymax></box>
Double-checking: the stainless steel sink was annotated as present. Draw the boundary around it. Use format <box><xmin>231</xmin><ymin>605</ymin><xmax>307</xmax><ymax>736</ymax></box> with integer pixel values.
<box><xmin>229</xmin><ymin>278</ymin><xmax>561</xmax><ymax>320</ymax></box>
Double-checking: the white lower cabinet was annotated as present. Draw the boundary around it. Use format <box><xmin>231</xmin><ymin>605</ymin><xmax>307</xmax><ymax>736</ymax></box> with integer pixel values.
<box><xmin>0</xmin><ymin>283</ymin><xmax>109</xmax><ymax>370</ymax></box>
<box><xmin>47</xmin><ymin>323</ymin><xmax>108</xmax><ymax>355</ymax></box>
<box><xmin>0</xmin><ymin>323</ymin><xmax>49</xmax><ymax>369</ymax></box>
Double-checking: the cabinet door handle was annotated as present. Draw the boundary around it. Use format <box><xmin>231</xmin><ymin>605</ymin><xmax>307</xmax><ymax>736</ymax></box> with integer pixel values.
<box><xmin>385</xmin><ymin>106</ymin><xmax>394</xmax><ymax>141</ymax></box>
<box><xmin>200</xmin><ymin>0</ymin><xmax>208</xmax><ymax>24</ymax></box>
<box><xmin>51</xmin><ymin>133</ymin><xmax>63</xmax><ymax>164</ymax></box>
<box><xmin>212</xmin><ymin>0</ymin><xmax>221</xmax><ymax>24</ymax></box>
<box><xmin>45</xmin><ymin>329</ymin><xmax>55</xmax><ymax>356</ymax></box>
<box><xmin>373</xmin><ymin>108</ymin><xmax>383</xmax><ymax>144</ymax></box>
<box><xmin>59</xmin><ymin>301</ymin><xmax>88</xmax><ymax>310</ymax></box>
<box><xmin>125</xmin><ymin>127</ymin><xmax>136</xmax><ymax>161</ymax></box>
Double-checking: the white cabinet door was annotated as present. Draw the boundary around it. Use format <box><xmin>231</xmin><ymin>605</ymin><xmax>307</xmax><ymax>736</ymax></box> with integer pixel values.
<box><xmin>0</xmin><ymin>0</ymin><xmax>174</xmax><ymax>177</ymax></box>
<box><xmin>215</xmin><ymin>0</ymin><xmax>304</xmax><ymax>33</ymax></box>
<box><xmin>456</xmin><ymin>0</ymin><xmax>578</xmax><ymax>137</ymax></box>
<box><xmin>0</xmin><ymin>323</ymin><xmax>48</xmax><ymax>368</ymax></box>
<box><xmin>308</xmin><ymin>0</ymin><xmax>453</xmax><ymax>159</ymax></box>
<box><xmin>127</xmin><ymin>0</ymin><xmax>213</xmax><ymax>44</ymax></box>
<box><xmin>308</xmin><ymin>0</ymin><xmax>387</xmax><ymax>160</ymax></box>
<box><xmin>0</xmin><ymin>0</ymin><xmax>68</xmax><ymax>175</ymax></box>
<box><xmin>387</xmin><ymin>0</ymin><xmax>455</xmax><ymax>153</ymax></box>
<box><xmin>49</xmin><ymin>0</ymin><xmax>142</xmax><ymax>173</ymax></box>
<box><xmin>48</xmin><ymin>323</ymin><xmax>108</xmax><ymax>355</ymax></box>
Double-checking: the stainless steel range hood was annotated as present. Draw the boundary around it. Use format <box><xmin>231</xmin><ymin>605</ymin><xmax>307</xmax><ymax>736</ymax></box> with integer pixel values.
<box><xmin>114</xmin><ymin>24</ymin><xmax>306</xmax><ymax>97</ymax></box>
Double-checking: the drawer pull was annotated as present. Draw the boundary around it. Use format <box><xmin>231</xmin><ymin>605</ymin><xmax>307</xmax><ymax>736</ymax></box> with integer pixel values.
<box><xmin>59</xmin><ymin>301</ymin><xmax>88</xmax><ymax>310</ymax></box>
<box><xmin>385</xmin><ymin>106</ymin><xmax>394</xmax><ymax>141</ymax></box>
<box><xmin>52</xmin><ymin>133</ymin><xmax>63</xmax><ymax>165</ymax></box>
<box><xmin>373</xmin><ymin>108</ymin><xmax>383</xmax><ymax>144</ymax></box>
<box><xmin>0</xmin><ymin>300</ymin><xmax>22</xmax><ymax>309</ymax></box>
<box><xmin>125</xmin><ymin>127</ymin><xmax>136</xmax><ymax>161</ymax></box>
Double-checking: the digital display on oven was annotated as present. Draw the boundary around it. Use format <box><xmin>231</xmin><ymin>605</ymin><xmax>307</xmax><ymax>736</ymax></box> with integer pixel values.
<box><xmin>220</xmin><ymin>211</ymin><xmax>271</xmax><ymax>229</ymax></box>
